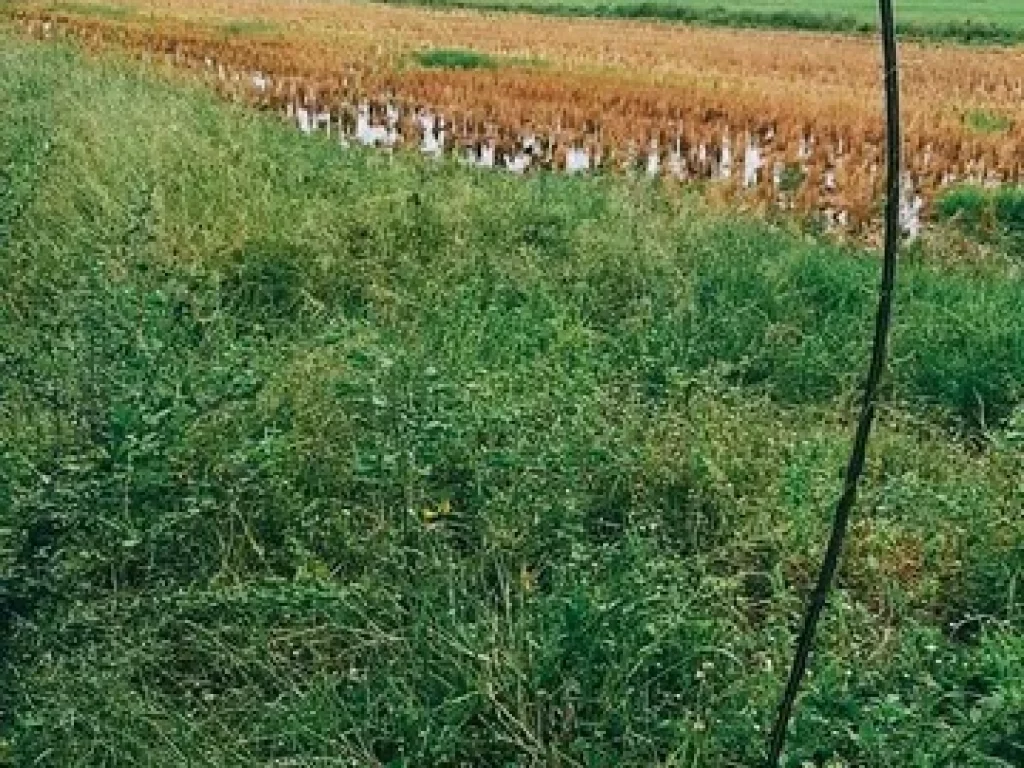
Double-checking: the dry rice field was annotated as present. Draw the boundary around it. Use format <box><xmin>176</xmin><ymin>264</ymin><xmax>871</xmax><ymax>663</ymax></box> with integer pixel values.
<box><xmin>10</xmin><ymin>0</ymin><xmax>1024</xmax><ymax>233</ymax></box>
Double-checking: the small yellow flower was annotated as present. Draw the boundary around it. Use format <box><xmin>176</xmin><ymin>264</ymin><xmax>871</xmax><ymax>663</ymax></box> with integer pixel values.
<box><xmin>423</xmin><ymin>498</ymin><xmax>452</xmax><ymax>527</ymax></box>
<box><xmin>520</xmin><ymin>564</ymin><xmax>536</xmax><ymax>592</ymax></box>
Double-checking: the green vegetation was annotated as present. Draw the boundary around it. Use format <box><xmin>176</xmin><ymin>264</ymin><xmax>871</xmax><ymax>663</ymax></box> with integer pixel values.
<box><xmin>46</xmin><ymin>1</ymin><xmax>136</xmax><ymax>19</ymax></box>
<box><xmin>964</xmin><ymin>108</ymin><xmax>1014</xmax><ymax>135</ymax></box>
<box><xmin>937</xmin><ymin>184</ymin><xmax>1024</xmax><ymax>251</ymax></box>
<box><xmin>218</xmin><ymin>19</ymin><xmax>279</xmax><ymax>36</ymax></box>
<box><xmin>414</xmin><ymin>47</ymin><xmax>499</xmax><ymax>69</ymax></box>
<box><xmin>778</xmin><ymin>163</ymin><xmax>805</xmax><ymax>193</ymax></box>
<box><xmin>412</xmin><ymin>47</ymin><xmax>544</xmax><ymax>70</ymax></box>
<box><xmin>380</xmin><ymin>0</ymin><xmax>1024</xmax><ymax>45</ymax></box>
<box><xmin>2</xmin><ymin>33</ymin><xmax>1023</xmax><ymax>767</ymax></box>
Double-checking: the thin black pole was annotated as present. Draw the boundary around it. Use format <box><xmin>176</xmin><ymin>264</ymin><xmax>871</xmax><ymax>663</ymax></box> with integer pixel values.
<box><xmin>765</xmin><ymin>1</ymin><xmax>901</xmax><ymax>765</ymax></box>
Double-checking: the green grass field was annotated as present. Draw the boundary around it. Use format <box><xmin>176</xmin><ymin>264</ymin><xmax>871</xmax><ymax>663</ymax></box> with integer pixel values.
<box><xmin>656</xmin><ymin>0</ymin><xmax>1024</xmax><ymax>26</ymax></box>
<box><xmin>2</xmin><ymin>31</ymin><xmax>1023</xmax><ymax>766</ymax></box>
<box><xmin>379</xmin><ymin>0</ymin><xmax>1024</xmax><ymax>43</ymax></box>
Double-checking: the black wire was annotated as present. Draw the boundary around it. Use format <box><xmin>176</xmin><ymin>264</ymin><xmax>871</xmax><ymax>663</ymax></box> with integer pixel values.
<box><xmin>765</xmin><ymin>1</ymin><xmax>902</xmax><ymax>765</ymax></box>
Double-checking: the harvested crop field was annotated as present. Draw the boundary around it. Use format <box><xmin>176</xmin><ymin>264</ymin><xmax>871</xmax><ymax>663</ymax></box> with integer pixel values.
<box><xmin>9</xmin><ymin>0</ymin><xmax>1024</xmax><ymax>233</ymax></box>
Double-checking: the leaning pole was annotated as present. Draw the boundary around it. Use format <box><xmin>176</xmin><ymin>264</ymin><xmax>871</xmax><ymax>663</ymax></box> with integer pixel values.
<box><xmin>765</xmin><ymin>1</ymin><xmax>902</xmax><ymax>765</ymax></box>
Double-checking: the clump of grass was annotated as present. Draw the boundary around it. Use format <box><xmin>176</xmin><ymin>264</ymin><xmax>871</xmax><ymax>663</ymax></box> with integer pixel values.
<box><xmin>964</xmin><ymin>108</ymin><xmax>1014</xmax><ymax>135</ymax></box>
<box><xmin>47</xmin><ymin>1</ymin><xmax>134</xmax><ymax>19</ymax></box>
<box><xmin>504</xmin><ymin>53</ymin><xmax>548</xmax><ymax>68</ymax></box>
<box><xmin>219</xmin><ymin>18</ymin><xmax>278</xmax><ymax>36</ymax></box>
<box><xmin>413</xmin><ymin>47</ymin><xmax>497</xmax><ymax>69</ymax></box>
<box><xmin>936</xmin><ymin>184</ymin><xmax>1024</xmax><ymax>251</ymax></box>
<box><xmin>778</xmin><ymin>162</ymin><xmax>805</xmax><ymax>193</ymax></box>
<box><xmin>936</xmin><ymin>185</ymin><xmax>991</xmax><ymax>230</ymax></box>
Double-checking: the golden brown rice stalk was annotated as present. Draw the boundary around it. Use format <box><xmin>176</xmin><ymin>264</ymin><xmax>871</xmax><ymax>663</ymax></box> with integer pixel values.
<box><xmin>9</xmin><ymin>0</ymin><xmax>1022</xmax><ymax>229</ymax></box>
